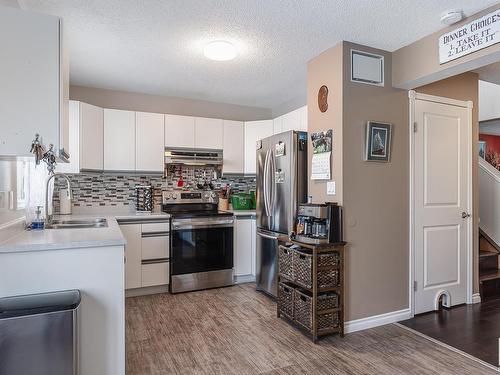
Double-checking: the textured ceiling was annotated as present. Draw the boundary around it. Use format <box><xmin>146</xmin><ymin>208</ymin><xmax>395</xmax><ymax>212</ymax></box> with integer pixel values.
<box><xmin>19</xmin><ymin>0</ymin><xmax>497</xmax><ymax>109</ymax></box>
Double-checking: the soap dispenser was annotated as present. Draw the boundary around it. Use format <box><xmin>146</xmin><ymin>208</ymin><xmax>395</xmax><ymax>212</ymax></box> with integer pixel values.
<box><xmin>31</xmin><ymin>205</ymin><xmax>45</xmax><ymax>230</ymax></box>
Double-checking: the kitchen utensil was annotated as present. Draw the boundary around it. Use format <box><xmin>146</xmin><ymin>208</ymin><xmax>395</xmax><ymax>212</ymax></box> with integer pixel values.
<box><xmin>177</xmin><ymin>166</ymin><xmax>184</xmax><ymax>188</ymax></box>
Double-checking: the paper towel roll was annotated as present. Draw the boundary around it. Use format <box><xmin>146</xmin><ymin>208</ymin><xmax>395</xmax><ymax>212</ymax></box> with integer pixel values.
<box><xmin>59</xmin><ymin>188</ymin><xmax>72</xmax><ymax>215</ymax></box>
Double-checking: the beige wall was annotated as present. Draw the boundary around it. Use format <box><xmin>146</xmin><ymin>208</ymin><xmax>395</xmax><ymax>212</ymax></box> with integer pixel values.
<box><xmin>342</xmin><ymin>42</ymin><xmax>409</xmax><ymax>320</ymax></box>
<box><xmin>393</xmin><ymin>4</ymin><xmax>500</xmax><ymax>89</ymax></box>
<box><xmin>417</xmin><ymin>72</ymin><xmax>480</xmax><ymax>294</ymax></box>
<box><xmin>70</xmin><ymin>85</ymin><xmax>272</xmax><ymax>121</ymax></box>
<box><xmin>307</xmin><ymin>42</ymin><xmax>409</xmax><ymax>321</ymax></box>
<box><xmin>307</xmin><ymin>43</ymin><xmax>344</xmax><ymax>205</ymax></box>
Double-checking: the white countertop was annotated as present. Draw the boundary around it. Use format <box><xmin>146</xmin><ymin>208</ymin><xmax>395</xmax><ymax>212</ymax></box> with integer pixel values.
<box><xmin>0</xmin><ymin>210</ymin><xmax>170</xmax><ymax>254</ymax></box>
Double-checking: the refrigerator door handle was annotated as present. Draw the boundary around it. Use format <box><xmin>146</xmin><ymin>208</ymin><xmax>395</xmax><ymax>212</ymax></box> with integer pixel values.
<box><xmin>257</xmin><ymin>231</ymin><xmax>279</xmax><ymax>240</ymax></box>
<box><xmin>270</xmin><ymin>150</ymin><xmax>276</xmax><ymax>216</ymax></box>
<box><xmin>263</xmin><ymin>149</ymin><xmax>271</xmax><ymax>217</ymax></box>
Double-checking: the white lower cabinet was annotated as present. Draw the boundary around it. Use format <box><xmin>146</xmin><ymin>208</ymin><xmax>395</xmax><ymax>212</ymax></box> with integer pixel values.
<box><xmin>141</xmin><ymin>262</ymin><xmax>169</xmax><ymax>287</ymax></box>
<box><xmin>121</xmin><ymin>224</ymin><xmax>142</xmax><ymax>290</ymax></box>
<box><xmin>234</xmin><ymin>215</ymin><xmax>257</xmax><ymax>281</ymax></box>
<box><xmin>120</xmin><ymin>220</ymin><xmax>170</xmax><ymax>290</ymax></box>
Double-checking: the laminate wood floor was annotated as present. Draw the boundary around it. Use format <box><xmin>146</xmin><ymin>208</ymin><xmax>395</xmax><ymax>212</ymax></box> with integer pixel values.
<box><xmin>400</xmin><ymin>297</ymin><xmax>500</xmax><ymax>368</ymax></box>
<box><xmin>126</xmin><ymin>284</ymin><xmax>498</xmax><ymax>375</ymax></box>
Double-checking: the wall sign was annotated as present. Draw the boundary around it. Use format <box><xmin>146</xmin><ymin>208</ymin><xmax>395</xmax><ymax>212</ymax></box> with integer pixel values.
<box><xmin>439</xmin><ymin>9</ymin><xmax>500</xmax><ymax>64</ymax></box>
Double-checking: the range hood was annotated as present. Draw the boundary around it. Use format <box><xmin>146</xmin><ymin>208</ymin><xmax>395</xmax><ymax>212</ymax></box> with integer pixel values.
<box><xmin>164</xmin><ymin>147</ymin><xmax>223</xmax><ymax>166</ymax></box>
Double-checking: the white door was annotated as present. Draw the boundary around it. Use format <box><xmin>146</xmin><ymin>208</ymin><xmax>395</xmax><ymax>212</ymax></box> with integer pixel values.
<box><xmin>413</xmin><ymin>93</ymin><xmax>472</xmax><ymax>314</ymax></box>
<box><xmin>136</xmin><ymin>111</ymin><xmax>164</xmax><ymax>172</ymax></box>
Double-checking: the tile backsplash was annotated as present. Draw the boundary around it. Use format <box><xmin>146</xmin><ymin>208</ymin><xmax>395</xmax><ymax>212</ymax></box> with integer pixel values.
<box><xmin>54</xmin><ymin>165</ymin><xmax>255</xmax><ymax>211</ymax></box>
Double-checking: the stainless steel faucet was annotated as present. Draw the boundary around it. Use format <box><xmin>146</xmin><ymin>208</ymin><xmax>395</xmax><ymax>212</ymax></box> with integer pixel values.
<box><xmin>45</xmin><ymin>173</ymin><xmax>73</xmax><ymax>225</ymax></box>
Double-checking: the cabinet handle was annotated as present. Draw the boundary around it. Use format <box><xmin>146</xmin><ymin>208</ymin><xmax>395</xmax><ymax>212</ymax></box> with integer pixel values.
<box><xmin>141</xmin><ymin>258</ymin><xmax>169</xmax><ymax>265</ymax></box>
<box><xmin>141</xmin><ymin>232</ymin><xmax>169</xmax><ymax>238</ymax></box>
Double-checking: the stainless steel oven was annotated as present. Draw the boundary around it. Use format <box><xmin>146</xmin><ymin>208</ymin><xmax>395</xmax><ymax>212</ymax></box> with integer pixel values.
<box><xmin>163</xmin><ymin>191</ymin><xmax>234</xmax><ymax>294</ymax></box>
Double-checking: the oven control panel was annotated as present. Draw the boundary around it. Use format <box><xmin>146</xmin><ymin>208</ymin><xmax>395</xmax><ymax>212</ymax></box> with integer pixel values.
<box><xmin>162</xmin><ymin>191</ymin><xmax>218</xmax><ymax>204</ymax></box>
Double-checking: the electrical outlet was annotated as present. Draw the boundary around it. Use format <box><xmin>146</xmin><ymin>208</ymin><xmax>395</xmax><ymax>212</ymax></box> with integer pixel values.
<box><xmin>327</xmin><ymin>181</ymin><xmax>336</xmax><ymax>195</ymax></box>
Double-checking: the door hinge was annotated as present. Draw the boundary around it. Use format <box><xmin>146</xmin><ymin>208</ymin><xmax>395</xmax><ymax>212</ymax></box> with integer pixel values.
<box><xmin>413</xmin><ymin>122</ymin><xmax>417</xmax><ymax>132</ymax></box>
<box><xmin>413</xmin><ymin>280</ymin><xmax>418</xmax><ymax>291</ymax></box>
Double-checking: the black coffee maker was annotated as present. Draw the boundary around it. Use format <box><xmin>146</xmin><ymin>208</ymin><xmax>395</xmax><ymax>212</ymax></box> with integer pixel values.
<box><xmin>294</xmin><ymin>202</ymin><xmax>342</xmax><ymax>245</ymax></box>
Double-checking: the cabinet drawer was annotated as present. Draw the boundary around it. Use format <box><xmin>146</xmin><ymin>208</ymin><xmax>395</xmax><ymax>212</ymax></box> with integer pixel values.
<box><xmin>141</xmin><ymin>234</ymin><xmax>169</xmax><ymax>260</ymax></box>
<box><xmin>141</xmin><ymin>261</ymin><xmax>169</xmax><ymax>287</ymax></box>
<box><xmin>141</xmin><ymin>222</ymin><xmax>169</xmax><ymax>234</ymax></box>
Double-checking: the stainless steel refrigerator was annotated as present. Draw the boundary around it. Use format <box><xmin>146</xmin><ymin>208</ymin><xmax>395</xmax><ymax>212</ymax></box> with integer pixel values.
<box><xmin>256</xmin><ymin>130</ymin><xmax>308</xmax><ymax>297</ymax></box>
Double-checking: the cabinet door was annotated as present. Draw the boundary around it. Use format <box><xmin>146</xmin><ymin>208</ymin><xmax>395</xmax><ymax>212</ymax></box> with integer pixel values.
<box><xmin>165</xmin><ymin>114</ymin><xmax>195</xmax><ymax>148</ymax></box>
<box><xmin>121</xmin><ymin>224</ymin><xmax>142</xmax><ymax>290</ymax></box>
<box><xmin>234</xmin><ymin>218</ymin><xmax>253</xmax><ymax>276</ymax></box>
<box><xmin>273</xmin><ymin>116</ymin><xmax>283</xmax><ymax>135</ymax></box>
<box><xmin>0</xmin><ymin>7</ymin><xmax>62</xmax><ymax>157</ymax></box>
<box><xmin>244</xmin><ymin>120</ymin><xmax>273</xmax><ymax>174</ymax></box>
<box><xmin>299</xmin><ymin>105</ymin><xmax>308</xmax><ymax>131</ymax></box>
<box><xmin>136</xmin><ymin>112</ymin><xmax>164</xmax><ymax>172</ymax></box>
<box><xmin>58</xmin><ymin>100</ymin><xmax>80</xmax><ymax>174</ymax></box>
<box><xmin>282</xmin><ymin>108</ymin><xmax>301</xmax><ymax>132</ymax></box>
<box><xmin>104</xmin><ymin>109</ymin><xmax>136</xmax><ymax>171</ymax></box>
<box><xmin>80</xmin><ymin>102</ymin><xmax>104</xmax><ymax>171</ymax></box>
<box><xmin>195</xmin><ymin>117</ymin><xmax>224</xmax><ymax>149</ymax></box>
<box><xmin>223</xmin><ymin>120</ymin><xmax>244</xmax><ymax>174</ymax></box>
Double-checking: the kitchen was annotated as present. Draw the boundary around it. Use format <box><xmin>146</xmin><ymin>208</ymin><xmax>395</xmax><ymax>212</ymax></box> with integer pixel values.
<box><xmin>2</xmin><ymin>2</ymin><xmax>499</xmax><ymax>375</ymax></box>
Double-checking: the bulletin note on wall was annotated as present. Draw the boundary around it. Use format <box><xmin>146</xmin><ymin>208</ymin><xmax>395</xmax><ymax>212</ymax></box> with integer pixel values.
<box><xmin>310</xmin><ymin>130</ymin><xmax>332</xmax><ymax>180</ymax></box>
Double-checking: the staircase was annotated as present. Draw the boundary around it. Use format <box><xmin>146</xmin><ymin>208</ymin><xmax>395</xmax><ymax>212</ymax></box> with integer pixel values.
<box><xmin>479</xmin><ymin>230</ymin><xmax>500</xmax><ymax>299</ymax></box>
<box><xmin>479</xmin><ymin>158</ymin><xmax>500</xmax><ymax>300</ymax></box>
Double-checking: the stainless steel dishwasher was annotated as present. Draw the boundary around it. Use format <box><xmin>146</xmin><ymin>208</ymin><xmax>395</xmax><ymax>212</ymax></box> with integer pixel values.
<box><xmin>0</xmin><ymin>290</ymin><xmax>81</xmax><ymax>375</ymax></box>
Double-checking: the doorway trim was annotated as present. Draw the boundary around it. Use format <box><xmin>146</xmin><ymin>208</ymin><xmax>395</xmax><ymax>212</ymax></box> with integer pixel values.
<box><xmin>408</xmin><ymin>90</ymin><xmax>474</xmax><ymax>317</ymax></box>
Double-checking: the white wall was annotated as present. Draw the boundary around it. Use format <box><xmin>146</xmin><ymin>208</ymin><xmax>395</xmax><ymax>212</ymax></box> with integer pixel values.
<box><xmin>479</xmin><ymin>158</ymin><xmax>500</xmax><ymax>246</ymax></box>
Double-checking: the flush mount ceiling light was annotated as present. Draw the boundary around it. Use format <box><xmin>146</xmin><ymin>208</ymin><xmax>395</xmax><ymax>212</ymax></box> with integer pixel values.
<box><xmin>440</xmin><ymin>9</ymin><xmax>464</xmax><ymax>26</ymax></box>
<box><xmin>203</xmin><ymin>41</ymin><xmax>237</xmax><ymax>61</ymax></box>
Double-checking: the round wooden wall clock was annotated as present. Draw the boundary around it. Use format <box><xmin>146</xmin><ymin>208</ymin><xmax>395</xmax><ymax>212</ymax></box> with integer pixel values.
<box><xmin>318</xmin><ymin>85</ymin><xmax>328</xmax><ymax>113</ymax></box>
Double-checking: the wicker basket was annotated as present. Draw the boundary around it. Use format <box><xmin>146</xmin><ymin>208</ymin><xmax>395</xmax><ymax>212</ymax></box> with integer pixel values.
<box><xmin>293</xmin><ymin>250</ymin><xmax>340</xmax><ymax>289</ymax></box>
<box><xmin>294</xmin><ymin>289</ymin><xmax>340</xmax><ymax>330</ymax></box>
<box><xmin>278</xmin><ymin>245</ymin><xmax>294</xmax><ymax>280</ymax></box>
<box><xmin>318</xmin><ymin>252</ymin><xmax>340</xmax><ymax>268</ymax></box>
<box><xmin>278</xmin><ymin>282</ymin><xmax>295</xmax><ymax>320</ymax></box>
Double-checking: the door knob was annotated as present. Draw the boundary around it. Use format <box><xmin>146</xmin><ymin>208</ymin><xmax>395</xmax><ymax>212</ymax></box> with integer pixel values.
<box><xmin>461</xmin><ymin>212</ymin><xmax>471</xmax><ymax>219</ymax></box>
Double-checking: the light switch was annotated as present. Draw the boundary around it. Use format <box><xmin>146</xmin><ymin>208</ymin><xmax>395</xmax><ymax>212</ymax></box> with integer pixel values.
<box><xmin>327</xmin><ymin>181</ymin><xmax>336</xmax><ymax>196</ymax></box>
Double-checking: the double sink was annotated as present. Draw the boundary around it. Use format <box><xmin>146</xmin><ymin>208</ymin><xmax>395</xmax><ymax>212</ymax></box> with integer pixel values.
<box><xmin>45</xmin><ymin>218</ymin><xmax>108</xmax><ymax>230</ymax></box>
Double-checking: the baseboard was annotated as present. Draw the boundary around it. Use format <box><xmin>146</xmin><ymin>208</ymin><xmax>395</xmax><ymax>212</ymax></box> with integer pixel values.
<box><xmin>234</xmin><ymin>275</ymin><xmax>256</xmax><ymax>284</ymax></box>
<box><xmin>472</xmin><ymin>293</ymin><xmax>482</xmax><ymax>304</ymax></box>
<box><xmin>125</xmin><ymin>284</ymin><xmax>168</xmax><ymax>297</ymax></box>
<box><xmin>344</xmin><ymin>308</ymin><xmax>412</xmax><ymax>334</ymax></box>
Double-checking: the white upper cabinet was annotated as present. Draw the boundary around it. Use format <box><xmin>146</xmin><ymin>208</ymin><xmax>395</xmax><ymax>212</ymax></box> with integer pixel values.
<box><xmin>282</xmin><ymin>108</ymin><xmax>302</xmax><ymax>132</ymax></box>
<box><xmin>80</xmin><ymin>102</ymin><xmax>104</xmax><ymax>171</ymax></box>
<box><xmin>223</xmin><ymin>120</ymin><xmax>244</xmax><ymax>174</ymax></box>
<box><xmin>0</xmin><ymin>7</ymin><xmax>68</xmax><ymax>159</ymax></box>
<box><xmin>273</xmin><ymin>116</ymin><xmax>283</xmax><ymax>135</ymax></box>
<box><xmin>58</xmin><ymin>100</ymin><xmax>81</xmax><ymax>174</ymax></box>
<box><xmin>104</xmin><ymin>109</ymin><xmax>136</xmax><ymax>171</ymax></box>
<box><xmin>136</xmin><ymin>112</ymin><xmax>164</xmax><ymax>172</ymax></box>
<box><xmin>244</xmin><ymin>120</ymin><xmax>273</xmax><ymax>174</ymax></box>
<box><xmin>165</xmin><ymin>114</ymin><xmax>195</xmax><ymax>148</ymax></box>
<box><xmin>195</xmin><ymin>117</ymin><xmax>224</xmax><ymax>149</ymax></box>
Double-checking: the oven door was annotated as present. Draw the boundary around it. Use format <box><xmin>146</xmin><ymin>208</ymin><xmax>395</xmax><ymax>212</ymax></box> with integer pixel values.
<box><xmin>171</xmin><ymin>216</ymin><xmax>234</xmax><ymax>276</ymax></box>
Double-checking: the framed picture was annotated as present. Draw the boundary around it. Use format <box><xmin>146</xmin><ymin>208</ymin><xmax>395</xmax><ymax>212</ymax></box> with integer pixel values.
<box><xmin>365</xmin><ymin>121</ymin><xmax>392</xmax><ymax>162</ymax></box>
<box><xmin>479</xmin><ymin>140</ymin><xmax>486</xmax><ymax>159</ymax></box>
